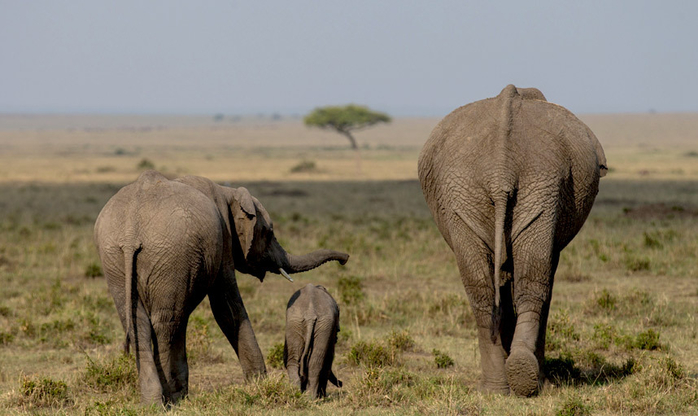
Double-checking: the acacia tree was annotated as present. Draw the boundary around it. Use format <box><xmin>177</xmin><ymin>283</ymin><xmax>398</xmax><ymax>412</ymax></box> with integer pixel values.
<box><xmin>304</xmin><ymin>104</ymin><xmax>391</xmax><ymax>149</ymax></box>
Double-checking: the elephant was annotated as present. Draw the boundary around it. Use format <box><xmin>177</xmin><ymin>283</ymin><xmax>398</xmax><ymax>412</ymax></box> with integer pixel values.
<box><xmin>284</xmin><ymin>283</ymin><xmax>342</xmax><ymax>399</ymax></box>
<box><xmin>418</xmin><ymin>85</ymin><xmax>607</xmax><ymax>396</ymax></box>
<box><xmin>93</xmin><ymin>170</ymin><xmax>349</xmax><ymax>405</ymax></box>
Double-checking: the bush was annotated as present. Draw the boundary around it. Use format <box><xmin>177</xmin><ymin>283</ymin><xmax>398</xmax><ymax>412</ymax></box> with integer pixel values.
<box><xmin>387</xmin><ymin>330</ymin><xmax>415</xmax><ymax>352</ymax></box>
<box><xmin>0</xmin><ymin>330</ymin><xmax>14</xmax><ymax>345</ymax></box>
<box><xmin>290</xmin><ymin>160</ymin><xmax>318</xmax><ymax>173</ymax></box>
<box><xmin>136</xmin><ymin>158</ymin><xmax>155</xmax><ymax>170</ymax></box>
<box><xmin>347</xmin><ymin>340</ymin><xmax>395</xmax><ymax>367</ymax></box>
<box><xmin>18</xmin><ymin>374</ymin><xmax>71</xmax><ymax>407</ymax></box>
<box><xmin>267</xmin><ymin>342</ymin><xmax>285</xmax><ymax>369</ymax></box>
<box><xmin>84</xmin><ymin>262</ymin><xmax>103</xmax><ymax>278</ymax></box>
<box><xmin>81</xmin><ymin>354</ymin><xmax>137</xmax><ymax>393</ymax></box>
<box><xmin>596</xmin><ymin>289</ymin><xmax>617</xmax><ymax>311</ymax></box>
<box><xmin>625</xmin><ymin>256</ymin><xmax>651</xmax><ymax>272</ymax></box>
<box><xmin>432</xmin><ymin>349</ymin><xmax>454</xmax><ymax>369</ymax></box>
<box><xmin>635</xmin><ymin>329</ymin><xmax>661</xmax><ymax>350</ymax></box>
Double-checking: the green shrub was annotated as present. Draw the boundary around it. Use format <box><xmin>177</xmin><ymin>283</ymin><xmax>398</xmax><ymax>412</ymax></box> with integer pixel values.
<box><xmin>82</xmin><ymin>354</ymin><xmax>137</xmax><ymax>393</ymax></box>
<box><xmin>387</xmin><ymin>330</ymin><xmax>415</xmax><ymax>352</ymax></box>
<box><xmin>635</xmin><ymin>329</ymin><xmax>661</xmax><ymax>350</ymax></box>
<box><xmin>663</xmin><ymin>356</ymin><xmax>684</xmax><ymax>380</ymax></box>
<box><xmin>347</xmin><ymin>340</ymin><xmax>395</xmax><ymax>367</ymax></box>
<box><xmin>84</xmin><ymin>262</ymin><xmax>103</xmax><ymax>278</ymax></box>
<box><xmin>596</xmin><ymin>289</ymin><xmax>617</xmax><ymax>311</ymax></box>
<box><xmin>267</xmin><ymin>342</ymin><xmax>285</xmax><ymax>369</ymax></box>
<box><xmin>289</xmin><ymin>160</ymin><xmax>318</xmax><ymax>173</ymax></box>
<box><xmin>0</xmin><ymin>330</ymin><xmax>15</xmax><ymax>345</ymax></box>
<box><xmin>432</xmin><ymin>349</ymin><xmax>454</xmax><ymax>369</ymax></box>
<box><xmin>625</xmin><ymin>256</ymin><xmax>651</xmax><ymax>272</ymax></box>
<box><xmin>338</xmin><ymin>275</ymin><xmax>365</xmax><ymax>305</ymax></box>
<box><xmin>136</xmin><ymin>158</ymin><xmax>155</xmax><ymax>170</ymax></box>
<box><xmin>19</xmin><ymin>374</ymin><xmax>71</xmax><ymax>407</ymax></box>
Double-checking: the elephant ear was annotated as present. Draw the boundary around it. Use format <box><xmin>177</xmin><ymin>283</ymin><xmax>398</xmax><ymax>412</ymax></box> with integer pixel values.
<box><xmin>231</xmin><ymin>187</ymin><xmax>257</xmax><ymax>259</ymax></box>
<box><xmin>585</xmin><ymin>125</ymin><xmax>608</xmax><ymax>177</ymax></box>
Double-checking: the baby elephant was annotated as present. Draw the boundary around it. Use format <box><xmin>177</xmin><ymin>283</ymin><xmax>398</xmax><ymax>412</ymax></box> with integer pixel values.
<box><xmin>284</xmin><ymin>284</ymin><xmax>342</xmax><ymax>398</ymax></box>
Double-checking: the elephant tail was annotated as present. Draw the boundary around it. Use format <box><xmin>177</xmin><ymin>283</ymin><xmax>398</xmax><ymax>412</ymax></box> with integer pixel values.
<box><xmin>329</xmin><ymin>369</ymin><xmax>342</xmax><ymax>388</ymax></box>
<box><xmin>123</xmin><ymin>244</ymin><xmax>141</xmax><ymax>356</ymax></box>
<box><xmin>490</xmin><ymin>85</ymin><xmax>518</xmax><ymax>343</ymax></box>
<box><xmin>299</xmin><ymin>314</ymin><xmax>317</xmax><ymax>388</ymax></box>
<box><xmin>491</xmin><ymin>192</ymin><xmax>508</xmax><ymax>343</ymax></box>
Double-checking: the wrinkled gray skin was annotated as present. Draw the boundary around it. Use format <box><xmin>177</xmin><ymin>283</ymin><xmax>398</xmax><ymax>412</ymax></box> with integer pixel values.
<box><xmin>418</xmin><ymin>85</ymin><xmax>607</xmax><ymax>397</ymax></box>
<box><xmin>284</xmin><ymin>284</ymin><xmax>342</xmax><ymax>399</ymax></box>
<box><xmin>94</xmin><ymin>171</ymin><xmax>349</xmax><ymax>405</ymax></box>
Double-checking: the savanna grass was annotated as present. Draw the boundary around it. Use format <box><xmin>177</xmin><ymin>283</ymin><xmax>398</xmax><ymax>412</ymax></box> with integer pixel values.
<box><xmin>1</xmin><ymin>178</ymin><xmax>697</xmax><ymax>414</ymax></box>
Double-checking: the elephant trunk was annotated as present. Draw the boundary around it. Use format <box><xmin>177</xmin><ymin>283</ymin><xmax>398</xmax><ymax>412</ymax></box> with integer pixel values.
<box><xmin>279</xmin><ymin>248</ymin><xmax>349</xmax><ymax>274</ymax></box>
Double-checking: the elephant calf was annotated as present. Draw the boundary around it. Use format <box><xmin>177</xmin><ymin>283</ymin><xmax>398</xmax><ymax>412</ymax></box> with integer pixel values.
<box><xmin>284</xmin><ymin>284</ymin><xmax>342</xmax><ymax>399</ymax></box>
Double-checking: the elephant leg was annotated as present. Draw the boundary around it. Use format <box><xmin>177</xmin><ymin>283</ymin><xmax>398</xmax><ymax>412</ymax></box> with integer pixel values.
<box><xmin>208</xmin><ymin>270</ymin><xmax>266</xmax><ymax>380</ymax></box>
<box><xmin>131</xmin><ymin>298</ymin><xmax>164</xmax><ymax>405</ymax></box>
<box><xmin>506</xmin><ymin>226</ymin><xmax>556</xmax><ymax>397</ymax></box>
<box><xmin>453</xmin><ymin>238</ymin><xmax>509</xmax><ymax>394</ymax></box>
<box><xmin>307</xmin><ymin>321</ymin><xmax>333</xmax><ymax>399</ymax></box>
<box><xmin>284</xmin><ymin>333</ymin><xmax>303</xmax><ymax>390</ymax></box>
<box><xmin>150</xmin><ymin>311</ymin><xmax>189</xmax><ymax>404</ymax></box>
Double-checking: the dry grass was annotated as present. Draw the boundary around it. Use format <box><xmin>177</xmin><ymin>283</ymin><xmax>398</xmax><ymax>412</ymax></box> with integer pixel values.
<box><xmin>0</xmin><ymin>114</ymin><xmax>697</xmax><ymax>414</ymax></box>
<box><xmin>1</xmin><ymin>113</ymin><xmax>697</xmax><ymax>183</ymax></box>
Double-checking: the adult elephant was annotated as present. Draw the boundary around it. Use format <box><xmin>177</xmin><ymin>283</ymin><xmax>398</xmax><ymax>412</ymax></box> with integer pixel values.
<box><xmin>94</xmin><ymin>171</ymin><xmax>349</xmax><ymax>405</ymax></box>
<box><xmin>418</xmin><ymin>85</ymin><xmax>607</xmax><ymax>396</ymax></box>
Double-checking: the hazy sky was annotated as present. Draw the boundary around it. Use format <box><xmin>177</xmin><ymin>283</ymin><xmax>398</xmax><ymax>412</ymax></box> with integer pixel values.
<box><xmin>1</xmin><ymin>1</ymin><xmax>696</xmax><ymax>115</ymax></box>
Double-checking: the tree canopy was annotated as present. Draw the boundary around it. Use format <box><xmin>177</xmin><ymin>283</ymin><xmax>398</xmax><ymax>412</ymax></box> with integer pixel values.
<box><xmin>304</xmin><ymin>104</ymin><xmax>391</xmax><ymax>149</ymax></box>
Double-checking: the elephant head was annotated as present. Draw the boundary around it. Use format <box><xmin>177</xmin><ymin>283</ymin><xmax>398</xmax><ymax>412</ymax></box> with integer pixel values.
<box><xmin>228</xmin><ymin>186</ymin><xmax>349</xmax><ymax>281</ymax></box>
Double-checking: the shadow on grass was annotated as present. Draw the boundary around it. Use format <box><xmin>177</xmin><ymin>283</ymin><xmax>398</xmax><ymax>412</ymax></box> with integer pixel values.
<box><xmin>544</xmin><ymin>353</ymin><xmax>636</xmax><ymax>387</ymax></box>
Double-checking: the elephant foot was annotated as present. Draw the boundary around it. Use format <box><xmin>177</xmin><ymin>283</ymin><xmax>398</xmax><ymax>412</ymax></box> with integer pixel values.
<box><xmin>506</xmin><ymin>348</ymin><xmax>540</xmax><ymax>397</ymax></box>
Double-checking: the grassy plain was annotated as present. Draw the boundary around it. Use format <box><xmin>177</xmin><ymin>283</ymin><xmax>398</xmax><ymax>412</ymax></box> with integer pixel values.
<box><xmin>0</xmin><ymin>113</ymin><xmax>697</xmax><ymax>415</ymax></box>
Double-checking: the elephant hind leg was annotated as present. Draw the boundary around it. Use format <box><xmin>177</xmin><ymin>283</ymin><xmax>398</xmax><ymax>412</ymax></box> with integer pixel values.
<box><xmin>131</xmin><ymin>298</ymin><xmax>164</xmax><ymax>405</ymax></box>
<box><xmin>307</xmin><ymin>324</ymin><xmax>333</xmax><ymax>399</ymax></box>
<box><xmin>506</xmin><ymin>222</ymin><xmax>558</xmax><ymax>397</ymax></box>
<box><xmin>150</xmin><ymin>311</ymin><xmax>189</xmax><ymax>404</ymax></box>
<box><xmin>284</xmin><ymin>331</ymin><xmax>303</xmax><ymax>390</ymax></box>
<box><xmin>452</xmin><ymin>236</ymin><xmax>509</xmax><ymax>395</ymax></box>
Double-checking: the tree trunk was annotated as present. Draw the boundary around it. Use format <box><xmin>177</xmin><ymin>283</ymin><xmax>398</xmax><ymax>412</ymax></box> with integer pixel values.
<box><xmin>340</xmin><ymin>130</ymin><xmax>358</xmax><ymax>150</ymax></box>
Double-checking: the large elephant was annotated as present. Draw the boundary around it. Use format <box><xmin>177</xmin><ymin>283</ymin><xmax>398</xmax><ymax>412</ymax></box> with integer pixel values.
<box><xmin>93</xmin><ymin>171</ymin><xmax>349</xmax><ymax>405</ymax></box>
<box><xmin>418</xmin><ymin>85</ymin><xmax>607</xmax><ymax>396</ymax></box>
<box><xmin>284</xmin><ymin>284</ymin><xmax>342</xmax><ymax>398</ymax></box>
